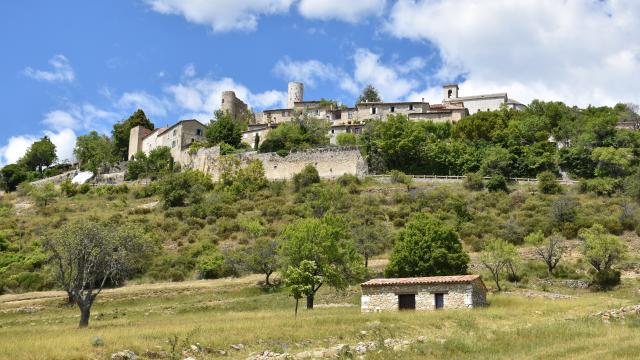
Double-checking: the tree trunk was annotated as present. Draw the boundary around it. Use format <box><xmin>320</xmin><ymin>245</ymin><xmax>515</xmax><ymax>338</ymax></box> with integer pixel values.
<box><xmin>306</xmin><ymin>294</ymin><xmax>314</xmax><ymax>309</ymax></box>
<box><xmin>294</xmin><ymin>298</ymin><xmax>299</xmax><ymax>318</ymax></box>
<box><xmin>79</xmin><ymin>304</ymin><xmax>91</xmax><ymax>328</ymax></box>
<box><xmin>66</xmin><ymin>290</ymin><xmax>75</xmax><ymax>305</ymax></box>
<box><xmin>364</xmin><ymin>254</ymin><xmax>369</xmax><ymax>269</ymax></box>
<box><xmin>265</xmin><ymin>272</ymin><xmax>271</xmax><ymax>286</ymax></box>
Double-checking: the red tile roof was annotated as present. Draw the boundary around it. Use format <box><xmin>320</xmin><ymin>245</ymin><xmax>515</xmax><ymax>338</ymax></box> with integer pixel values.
<box><xmin>361</xmin><ymin>275</ymin><xmax>481</xmax><ymax>287</ymax></box>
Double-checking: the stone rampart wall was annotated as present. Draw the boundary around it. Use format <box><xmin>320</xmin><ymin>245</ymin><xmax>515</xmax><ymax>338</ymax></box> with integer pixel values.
<box><xmin>182</xmin><ymin>146</ymin><xmax>367</xmax><ymax>181</ymax></box>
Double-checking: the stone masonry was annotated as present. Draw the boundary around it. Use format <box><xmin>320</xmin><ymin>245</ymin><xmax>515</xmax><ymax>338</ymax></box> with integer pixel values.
<box><xmin>361</xmin><ymin>275</ymin><xmax>487</xmax><ymax>312</ymax></box>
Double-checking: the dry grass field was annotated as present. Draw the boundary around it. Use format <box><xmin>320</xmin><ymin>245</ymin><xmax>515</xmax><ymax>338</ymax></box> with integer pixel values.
<box><xmin>1</xmin><ymin>274</ymin><xmax>639</xmax><ymax>360</ymax></box>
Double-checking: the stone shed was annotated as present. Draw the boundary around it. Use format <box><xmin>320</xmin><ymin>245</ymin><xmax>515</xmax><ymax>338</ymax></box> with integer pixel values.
<box><xmin>360</xmin><ymin>275</ymin><xmax>487</xmax><ymax>312</ymax></box>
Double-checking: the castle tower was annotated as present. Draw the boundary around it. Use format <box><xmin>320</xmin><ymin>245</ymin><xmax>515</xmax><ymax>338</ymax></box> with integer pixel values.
<box><xmin>128</xmin><ymin>125</ymin><xmax>152</xmax><ymax>160</ymax></box>
<box><xmin>221</xmin><ymin>91</ymin><xmax>238</xmax><ymax>117</ymax></box>
<box><xmin>443</xmin><ymin>84</ymin><xmax>459</xmax><ymax>100</ymax></box>
<box><xmin>287</xmin><ymin>82</ymin><xmax>304</xmax><ymax>109</ymax></box>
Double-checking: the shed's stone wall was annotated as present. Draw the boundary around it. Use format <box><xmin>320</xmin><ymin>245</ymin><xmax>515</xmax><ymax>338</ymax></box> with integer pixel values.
<box><xmin>361</xmin><ymin>279</ymin><xmax>486</xmax><ymax>313</ymax></box>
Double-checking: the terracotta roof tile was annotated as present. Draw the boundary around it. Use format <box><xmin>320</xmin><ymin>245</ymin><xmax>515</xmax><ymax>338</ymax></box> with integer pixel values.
<box><xmin>361</xmin><ymin>275</ymin><xmax>481</xmax><ymax>287</ymax></box>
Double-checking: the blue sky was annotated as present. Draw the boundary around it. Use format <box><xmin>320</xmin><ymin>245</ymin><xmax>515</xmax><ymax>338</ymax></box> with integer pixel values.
<box><xmin>1</xmin><ymin>0</ymin><xmax>639</xmax><ymax>165</ymax></box>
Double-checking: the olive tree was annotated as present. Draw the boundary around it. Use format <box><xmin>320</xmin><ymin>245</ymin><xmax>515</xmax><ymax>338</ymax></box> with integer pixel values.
<box><xmin>280</xmin><ymin>216</ymin><xmax>364</xmax><ymax>310</ymax></box>
<box><xmin>480</xmin><ymin>237</ymin><xmax>517</xmax><ymax>291</ymax></box>
<box><xmin>245</xmin><ymin>237</ymin><xmax>279</xmax><ymax>286</ymax></box>
<box><xmin>525</xmin><ymin>231</ymin><xmax>566</xmax><ymax>275</ymax></box>
<box><xmin>44</xmin><ymin>221</ymin><xmax>150</xmax><ymax>327</ymax></box>
<box><xmin>579</xmin><ymin>224</ymin><xmax>627</xmax><ymax>289</ymax></box>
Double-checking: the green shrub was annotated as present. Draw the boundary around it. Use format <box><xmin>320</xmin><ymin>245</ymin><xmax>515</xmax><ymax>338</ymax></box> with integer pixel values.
<box><xmin>159</xmin><ymin>170</ymin><xmax>213</xmax><ymax>207</ymax></box>
<box><xmin>487</xmin><ymin>174</ymin><xmax>508</xmax><ymax>192</ymax></box>
<box><xmin>336</xmin><ymin>173</ymin><xmax>360</xmax><ymax>187</ymax></box>
<box><xmin>77</xmin><ymin>183</ymin><xmax>91</xmax><ymax>194</ymax></box>
<box><xmin>463</xmin><ymin>172</ymin><xmax>484</xmax><ymax>191</ymax></box>
<box><xmin>579</xmin><ymin>177</ymin><xmax>621</xmax><ymax>196</ymax></box>
<box><xmin>537</xmin><ymin>171</ymin><xmax>561</xmax><ymax>194</ymax></box>
<box><xmin>196</xmin><ymin>251</ymin><xmax>227</xmax><ymax>279</ymax></box>
<box><xmin>293</xmin><ymin>165</ymin><xmax>320</xmax><ymax>192</ymax></box>
<box><xmin>60</xmin><ymin>179</ymin><xmax>77</xmax><ymax>197</ymax></box>
<box><xmin>336</xmin><ymin>132</ymin><xmax>357</xmax><ymax>146</ymax></box>
<box><xmin>591</xmin><ymin>269</ymin><xmax>621</xmax><ymax>290</ymax></box>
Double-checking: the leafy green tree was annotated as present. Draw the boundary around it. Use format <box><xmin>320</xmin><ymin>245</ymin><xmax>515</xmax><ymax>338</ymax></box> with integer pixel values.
<box><xmin>159</xmin><ymin>170</ymin><xmax>213</xmax><ymax>207</ymax></box>
<box><xmin>537</xmin><ymin>171</ymin><xmax>562</xmax><ymax>194</ymax></box>
<box><xmin>293</xmin><ymin>164</ymin><xmax>320</xmax><ymax>192</ymax></box>
<box><xmin>244</xmin><ymin>237</ymin><xmax>279</xmax><ymax>286</ymax></box>
<box><xmin>591</xmin><ymin>147</ymin><xmax>633</xmax><ymax>177</ymax></box>
<box><xmin>0</xmin><ymin>164</ymin><xmax>27</xmax><ymax>192</ymax></box>
<box><xmin>280</xmin><ymin>216</ymin><xmax>365</xmax><ymax>309</ymax></box>
<box><xmin>74</xmin><ymin>131</ymin><xmax>114</xmax><ymax>173</ymax></box>
<box><xmin>285</xmin><ymin>260</ymin><xmax>321</xmax><ymax>317</ymax></box>
<box><xmin>219</xmin><ymin>158</ymin><xmax>268</xmax><ymax>196</ymax></box>
<box><xmin>350</xmin><ymin>200</ymin><xmax>390</xmax><ymax>268</ymax></box>
<box><xmin>356</xmin><ymin>84</ymin><xmax>381</xmax><ymax>104</ymax></box>
<box><xmin>579</xmin><ymin>224</ymin><xmax>627</xmax><ymax>289</ymax></box>
<box><xmin>336</xmin><ymin>132</ymin><xmax>357</xmax><ymax>146</ymax></box>
<box><xmin>480</xmin><ymin>237</ymin><xmax>517</xmax><ymax>291</ymax></box>
<box><xmin>44</xmin><ymin>221</ymin><xmax>150</xmax><ymax>327</ymax></box>
<box><xmin>206</xmin><ymin>110</ymin><xmax>242</xmax><ymax>148</ymax></box>
<box><xmin>259</xmin><ymin>114</ymin><xmax>330</xmax><ymax>153</ymax></box>
<box><xmin>481</xmin><ymin>146</ymin><xmax>513</xmax><ymax>177</ymax></box>
<box><xmin>19</xmin><ymin>136</ymin><xmax>57</xmax><ymax>173</ymax></box>
<box><xmin>385</xmin><ymin>213</ymin><xmax>469</xmax><ymax>277</ymax></box>
<box><xmin>525</xmin><ymin>231</ymin><xmax>566</xmax><ymax>275</ymax></box>
<box><xmin>112</xmin><ymin>109</ymin><xmax>154</xmax><ymax>161</ymax></box>
<box><xmin>454</xmin><ymin>110</ymin><xmax>508</xmax><ymax>142</ymax></box>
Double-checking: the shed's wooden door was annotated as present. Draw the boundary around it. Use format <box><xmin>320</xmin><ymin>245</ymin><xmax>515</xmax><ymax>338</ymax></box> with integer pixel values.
<box><xmin>398</xmin><ymin>294</ymin><xmax>416</xmax><ymax>310</ymax></box>
<box><xmin>435</xmin><ymin>293</ymin><xmax>444</xmax><ymax>309</ymax></box>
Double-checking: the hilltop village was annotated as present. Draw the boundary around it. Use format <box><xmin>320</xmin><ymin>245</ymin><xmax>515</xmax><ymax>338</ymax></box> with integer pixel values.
<box><xmin>126</xmin><ymin>82</ymin><xmax>524</xmax><ymax>180</ymax></box>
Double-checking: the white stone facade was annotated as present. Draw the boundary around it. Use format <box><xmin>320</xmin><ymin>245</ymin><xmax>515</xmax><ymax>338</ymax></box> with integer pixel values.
<box><xmin>360</xmin><ymin>276</ymin><xmax>487</xmax><ymax>313</ymax></box>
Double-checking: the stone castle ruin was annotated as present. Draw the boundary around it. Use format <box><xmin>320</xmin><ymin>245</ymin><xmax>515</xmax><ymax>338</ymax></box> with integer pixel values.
<box><xmin>127</xmin><ymin>81</ymin><xmax>523</xmax><ymax>180</ymax></box>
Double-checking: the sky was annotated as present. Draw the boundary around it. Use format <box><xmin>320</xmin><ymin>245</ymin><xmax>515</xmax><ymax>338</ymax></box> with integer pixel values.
<box><xmin>1</xmin><ymin>0</ymin><xmax>639</xmax><ymax>166</ymax></box>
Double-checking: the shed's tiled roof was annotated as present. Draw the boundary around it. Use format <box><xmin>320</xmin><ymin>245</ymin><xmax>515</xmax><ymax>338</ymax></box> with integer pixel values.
<box><xmin>361</xmin><ymin>275</ymin><xmax>481</xmax><ymax>287</ymax></box>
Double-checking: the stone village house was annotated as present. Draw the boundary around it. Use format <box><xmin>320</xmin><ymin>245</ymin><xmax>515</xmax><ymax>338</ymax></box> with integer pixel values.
<box><xmin>360</xmin><ymin>275</ymin><xmax>487</xmax><ymax>312</ymax></box>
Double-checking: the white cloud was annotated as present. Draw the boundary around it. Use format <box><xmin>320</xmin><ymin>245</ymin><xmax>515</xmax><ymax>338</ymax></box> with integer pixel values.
<box><xmin>144</xmin><ymin>0</ymin><xmax>294</xmax><ymax>32</ymax></box>
<box><xmin>23</xmin><ymin>54</ymin><xmax>75</xmax><ymax>83</ymax></box>
<box><xmin>117</xmin><ymin>91</ymin><xmax>170</xmax><ymax>118</ymax></box>
<box><xmin>165</xmin><ymin>77</ymin><xmax>287</xmax><ymax>121</ymax></box>
<box><xmin>386</xmin><ymin>0</ymin><xmax>640</xmax><ymax>106</ymax></box>
<box><xmin>0</xmin><ymin>129</ymin><xmax>77</xmax><ymax>166</ymax></box>
<box><xmin>273</xmin><ymin>57</ymin><xmax>343</xmax><ymax>87</ymax></box>
<box><xmin>351</xmin><ymin>49</ymin><xmax>417</xmax><ymax>101</ymax></box>
<box><xmin>298</xmin><ymin>0</ymin><xmax>386</xmax><ymax>23</ymax></box>
<box><xmin>42</xmin><ymin>110</ymin><xmax>77</xmax><ymax>131</ymax></box>
<box><xmin>41</xmin><ymin>105</ymin><xmax>119</xmax><ymax>133</ymax></box>
<box><xmin>45</xmin><ymin>129</ymin><xmax>77</xmax><ymax>164</ymax></box>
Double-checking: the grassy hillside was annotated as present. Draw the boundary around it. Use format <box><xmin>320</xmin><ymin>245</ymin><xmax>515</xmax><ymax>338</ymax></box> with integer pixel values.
<box><xmin>2</xmin><ymin>177</ymin><xmax>640</xmax><ymax>292</ymax></box>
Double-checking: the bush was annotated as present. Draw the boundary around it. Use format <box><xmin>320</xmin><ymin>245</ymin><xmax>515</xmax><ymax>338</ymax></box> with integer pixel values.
<box><xmin>293</xmin><ymin>165</ymin><xmax>320</xmax><ymax>192</ymax></box>
<box><xmin>60</xmin><ymin>179</ymin><xmax>77</xmax><ymax>197</ymax></box>
<box><xmin>336</xmin><ymin>173</ymin><xmax>360</xmax><ymax>187</ymax></box>
<box><xmin>487</xmin><ymin>174</ymin><xmax>508</xmax><ymax>192</ymax></box>
<box><xmin>591</xmin><ymin>269</ymin><xmax>621</xmax><ymax>290</ymax></box>
<box><xmin>463</xmin><ymin>172</ymin><xmax>484</xmax><ymax>191</ymax></box>
<box><xmin>196</xmin><ymin>251</ymin><xmax>229</xmax><ymax>279</ymax></box>
<box><xmin>159</xmin><ymin>170</ymin><xmax>213</xmax><ymax>207</ymax></box>
<box><xmin>537</xmin><ymin>171</ymin><xmax>561</xmax><ymax>194</ymax></box>
<box><xmin>579</xmin><ymin>177</ymin><xmax>621</xmax><ymax>196</ymax></box>
<box><xmin>336</xmin><ymin>132</ymin><xmax>357</xmax><ymax>146</ymax></box>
